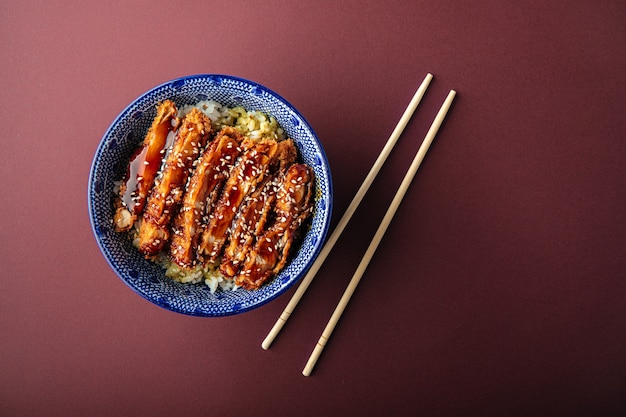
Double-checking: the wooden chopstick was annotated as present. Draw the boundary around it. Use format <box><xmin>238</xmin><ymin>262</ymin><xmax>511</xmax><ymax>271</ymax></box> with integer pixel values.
<box><xmin>261</xmin><ymin>73</ymin><xmax>434</xmax><ymax>350</ymax></box>
<box><xmin>302</xmin><ymin>89</ymin><xmax>457</xmax><ymax>376</ymax></box>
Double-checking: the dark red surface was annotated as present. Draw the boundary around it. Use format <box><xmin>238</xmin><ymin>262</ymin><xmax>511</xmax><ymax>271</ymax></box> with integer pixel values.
<box><xmin>2</xmin><ymin>1</ymin><xmax>625</xmax><ymax>416</ymax></box>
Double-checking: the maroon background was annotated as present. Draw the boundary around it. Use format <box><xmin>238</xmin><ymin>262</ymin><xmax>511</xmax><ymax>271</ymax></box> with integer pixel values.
<box><xmin>2</xmin><ymin>1</ymin><xmax>625</xmax><ymax>416</ymax></box>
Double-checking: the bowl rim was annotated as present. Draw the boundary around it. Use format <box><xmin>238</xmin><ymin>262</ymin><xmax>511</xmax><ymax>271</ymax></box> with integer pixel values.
<box><xmin>88</xmin><ymin>73</ymin><xmax>333</xmax><ymax>316</ymax></box>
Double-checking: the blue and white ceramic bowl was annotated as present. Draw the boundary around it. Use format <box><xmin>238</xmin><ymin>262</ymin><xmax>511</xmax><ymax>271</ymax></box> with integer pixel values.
<box><xmin>88</xmin><ymin>74</ymin><xmax>332</xmax><ymax>316</ymax></box>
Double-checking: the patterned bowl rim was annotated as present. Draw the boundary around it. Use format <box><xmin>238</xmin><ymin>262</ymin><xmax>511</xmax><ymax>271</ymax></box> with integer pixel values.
<box><xmin>88</xmin><ymin>74</ymin><xmax>333</xmax><ymax>316</ymax></box>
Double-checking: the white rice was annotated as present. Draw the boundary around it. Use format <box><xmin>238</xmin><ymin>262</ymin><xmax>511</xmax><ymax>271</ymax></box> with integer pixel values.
<box><xmin>179</xmin><ymin>100</ymin><xmax>285</xmax><ymax>142</ymax></box>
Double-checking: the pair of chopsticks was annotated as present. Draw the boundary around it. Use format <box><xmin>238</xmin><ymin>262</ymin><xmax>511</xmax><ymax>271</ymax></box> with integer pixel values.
<box><xmin>262</xmin><ymin>73</ymin><xmax>456</xmax><ymax>376</ymax></box>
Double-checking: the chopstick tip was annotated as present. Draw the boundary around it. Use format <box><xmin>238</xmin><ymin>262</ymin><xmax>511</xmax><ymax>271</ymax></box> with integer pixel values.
<box><xmin>261</xmin><ymin>334</ymin><xmax>274</xmax><ymax>350</ymax></box>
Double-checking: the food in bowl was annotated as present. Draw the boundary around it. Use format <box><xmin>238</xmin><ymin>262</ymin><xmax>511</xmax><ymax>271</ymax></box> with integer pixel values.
<box><xmin>113</xmin><ymin>99</ymin><xmax>315</xmax><ymax>292</ymax></box>
<box><xmin>89</xmin><ymin>74</ymin><xmax>332</xmax><ymax>316</ymax></box>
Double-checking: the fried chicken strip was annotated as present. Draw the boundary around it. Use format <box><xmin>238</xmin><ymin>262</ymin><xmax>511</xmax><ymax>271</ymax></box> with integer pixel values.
<box><xmin>114</xmin><ymin>100</ymin><xmax>179</xmax><ymax>232</ymax></box>
<box><xmin>220</xmin><ymin>140</ymin><xmax>298</xmax><ymax>277</ymax></box>
<box><xmin>138</xmin><ymin>108</ymin><xmax>212</xmax><ymax>256</ymax></box>
<box><xmin>235</xmin><ymin>163</ymin><xmax>315</xmax><ymax>290</ymax></box>
<box><xmin>219</xmin><ymin>175</ymin><xmax>278</xmax><ymax>277</ymax></box>
<box><xmin>170</xmin><ymin>127</ymin><xmax>243</xmax><ymax>269</ymax></box>
<box><xmin>198</xmin><ymin>138</ymin><xmax>288</xmax><ymax>264</ymax></box>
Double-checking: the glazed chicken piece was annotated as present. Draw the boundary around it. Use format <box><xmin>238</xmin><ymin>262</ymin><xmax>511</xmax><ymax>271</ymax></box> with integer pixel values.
<box><xmin>274</xmin><ymin>138</ymin><xmax>298</xmax><ymax>171</ymax></box>
<box><xmin>235</xmin><ymin>163</ymin><xmax>314</xmax><ymax>290</ymax></box>
<box><xmin>138</xmin><ymin>108</ymin><xmax>212</xmax><ymax>256</ymax></box>
<box><xmin>197</xmin><ymin>138</ymin><xmax>292</xmax><ymax>264</ymax></box>
<box><xmin>219</xmin><ymin>175</ymin><xmax>279</xmax><ymax>277</ymax></box>
<box><xmin>114</xmin><ymin>100</ymin><xmax>179</xmax><ymax>232</ymax></box>
<box><xmin>170</xmin><ymin>127</ymin><xmax>243</xmax><ymax>269</ymax></box>
<box><xmin>220</xmin><ymin>140</ymin><xmax>298</xmax><ymax>277</ymax></box>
